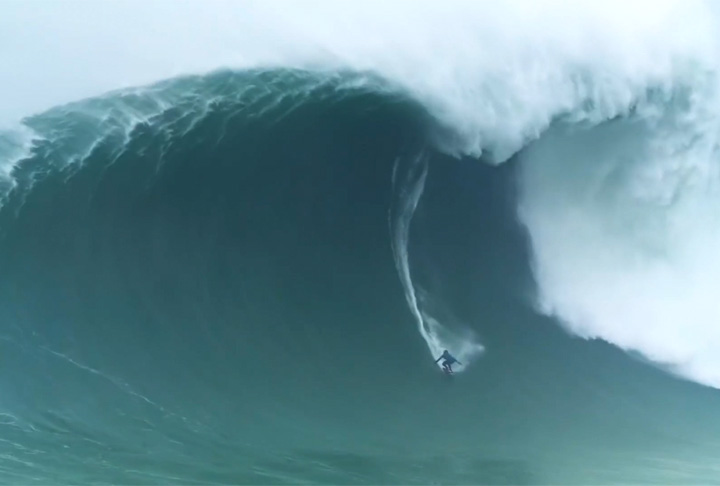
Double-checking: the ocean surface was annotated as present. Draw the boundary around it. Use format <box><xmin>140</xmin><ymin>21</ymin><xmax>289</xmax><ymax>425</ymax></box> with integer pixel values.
<box><xmin>3</xmin><ymin>2</ymin><xmax>720</xmax><ymax>484</ymax></box>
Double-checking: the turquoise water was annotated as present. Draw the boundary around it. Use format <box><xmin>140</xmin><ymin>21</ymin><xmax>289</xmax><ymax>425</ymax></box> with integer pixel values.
<box><xmin>0</xmin><ymin>70</ymin><xmax>719</xmax><ymax>484</ymax></box>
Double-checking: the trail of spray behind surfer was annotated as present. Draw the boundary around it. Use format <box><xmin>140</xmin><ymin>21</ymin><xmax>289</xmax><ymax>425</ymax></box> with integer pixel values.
<box><xmin>389</xmin><ymin>153</ymin><xmax>483</xmax><ymax>371</ymax></box>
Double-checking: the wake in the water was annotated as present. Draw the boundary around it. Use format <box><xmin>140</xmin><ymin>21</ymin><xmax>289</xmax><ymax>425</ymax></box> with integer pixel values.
<box><xmin>389</xmin><ymin>153</ymin><xmax>484</xmax><ymax>371</ymax></box>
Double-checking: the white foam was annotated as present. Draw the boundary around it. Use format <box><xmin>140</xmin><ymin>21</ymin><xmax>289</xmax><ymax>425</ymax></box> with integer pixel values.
<box><xmin>0</xmin><ymin>125</ymin><xmax>40</xmax><ymax>198</ymax></box>
<box><xmin>517</xmin><ymin>92</ymin><xmax>720</xmax><ymax>388</ymax></box>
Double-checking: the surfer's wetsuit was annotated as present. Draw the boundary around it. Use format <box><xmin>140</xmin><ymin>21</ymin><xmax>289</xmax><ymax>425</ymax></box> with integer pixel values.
<box><xmin>435</xmin><ymin>350</ymin><xmax>461</xmax><ymax>373</ymax></box>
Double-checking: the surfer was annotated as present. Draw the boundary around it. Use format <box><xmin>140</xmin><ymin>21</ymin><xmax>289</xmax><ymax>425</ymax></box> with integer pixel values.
<box><xmin>435</xmin><ymin>350</ymin><xmax>461</xmax><ymax>374</ymax></box>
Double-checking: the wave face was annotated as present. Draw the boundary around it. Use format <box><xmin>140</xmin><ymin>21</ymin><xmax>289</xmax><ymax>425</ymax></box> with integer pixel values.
<box><xmin>0</xmin><ymin>68</ymin><xmax>718</xmax><ymax>484</ymax></box>
<box><xmin>7</xmin><ymin>0</ymin><xmax>720</xmax><ymax>389</ymax></box>
<box><xmin>3</xmin><ymin>1</ymin><xmax>720</xmax><ymax>483</ymax></box>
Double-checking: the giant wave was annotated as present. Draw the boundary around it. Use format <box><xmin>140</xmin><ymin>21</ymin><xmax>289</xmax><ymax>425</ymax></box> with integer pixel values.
<box><xmin>2</xmin><ymin>0</ymin><xmax>720</xmax><ymax>483</ymax></box>
<box><xmin>4</xmin><ymin>0</ymin><xmax>720</xmax><ymax>388</ymax></box>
